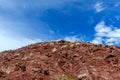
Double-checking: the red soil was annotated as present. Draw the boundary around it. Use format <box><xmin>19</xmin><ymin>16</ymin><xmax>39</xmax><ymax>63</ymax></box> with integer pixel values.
<box><xmin>0</xmin><ymin>40</ymin><xmax>120</xmax><ymax>80</ymax></box>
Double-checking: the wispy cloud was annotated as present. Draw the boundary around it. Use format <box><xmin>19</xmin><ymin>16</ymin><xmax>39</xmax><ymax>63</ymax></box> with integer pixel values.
<box><xmin>92</xmin><ymin>21</ymin><xmax>120</xmax><ymax>45</ymax></box>
<box><xmin>115</xmin><ymin>16</ymin><xmax>120</xmax><ymax>21</ymax></box>
<box><xmin>0</xmin><ymin>0</ymin><xmax>76</xmax><ymax>11</ymax></box>
<box><xmin>63</xmin><ymin>36</ymin><xmax>80</xmax><ymax>42</ymax></box>
<box><xmin>0</xmin><ymin>0</ymin><xmax>70</xmax><ymax>51</ymax></box>
<box><xmin>0</xmin><ymin>32</ymin><xmax>42</xmax><ymax>51</ymax></box>
<box><xmin>0</xmin><ymin>14</ymin><xmax>50</xmax><ymax>52</ymax></box>
<box><xmin>0</xmin><ymin>18</ymin><xmax>43</xmax><ymax>51</ymax></box>
<box><xmin>63</xmin><ymin>35</ymin><xmax>85</xmax><ymax>42</ymax></box>
<box><xmin>54</xmin><ymin>35</ymin><xmax>85</xmax><ymax>42</ymax></box>
<box><xmin>115</xmin><ymin>2</ymin><xmax>120</xmax><ymax>7</ymax></box>
<box><xmin>94</xmin><ymin>1</ymin><xmax>105</xmax><ymax>12</ymax></box>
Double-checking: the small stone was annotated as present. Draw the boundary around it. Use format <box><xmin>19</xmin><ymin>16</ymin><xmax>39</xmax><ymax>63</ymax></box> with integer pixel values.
<box><xmin>6</xmin><ymin>67</ymin><xmax>14</xmax><ymax>74</ymax></box>
<box><xmin>78</xmin><ymin>73</ymin><xmax>87</xmax><ymax>79</ymax></box>
<box><xmin>30</xmin><ymin>52</ymin><xmax>34</xmax><ymax>57</ymax></box>
<box><xmin>14</xmin><ymin>53</ymin><xmax>20</xmax><ymax>57</ymax></box>
<box><xmin>61</xmin><ymin>45</ymin><xmax>67</xmax><ymax>48</ymax></box>
<box><xmin>75</xmin><ymin>42</ymin><xmax>80</xmax><ymax>45</ymax></box>
<box><xmin>52</xmin><ymin>48</ymin><xmax>57</xmax><ymax>53</ymax></box>
<box><xmin>49</xmin><ymin>42</ymin><xmax>54</xmax><ymax>45</ymax></box>
<box><xmin>70</xmin><ymin>44</ymin><xmax>74</xmax><ymax>47</ymax></box>
<box><xmin>21</xmin><ymin>56</ymin><xmax>28</xmax><ymax>60</ymax></box>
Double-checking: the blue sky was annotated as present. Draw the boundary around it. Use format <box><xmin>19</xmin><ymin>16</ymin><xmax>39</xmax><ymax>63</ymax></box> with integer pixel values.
<box><xmin>0</xmin><ymin>0</ymin><xmax>120</xmax><ymax>51</ymax></box>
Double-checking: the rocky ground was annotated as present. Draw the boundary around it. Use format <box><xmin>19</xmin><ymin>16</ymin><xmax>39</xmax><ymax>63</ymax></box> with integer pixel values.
<box><xmin>0</xmin><ymin>40</ymin><xmax>120</xmax><ymax>80</ymax></box>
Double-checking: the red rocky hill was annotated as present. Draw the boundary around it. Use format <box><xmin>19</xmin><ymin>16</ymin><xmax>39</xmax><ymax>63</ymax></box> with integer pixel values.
<box><xmin>0</xmin><ymin>40</ymin><xmax>120</xmax><ymax>80</ymax></box>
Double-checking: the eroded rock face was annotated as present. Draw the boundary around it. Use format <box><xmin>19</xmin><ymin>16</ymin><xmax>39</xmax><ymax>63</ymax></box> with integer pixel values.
<box><xmin>0</xmin><ymin>40</ymin><xmax>120</xmax><ymax>80</ymax></box>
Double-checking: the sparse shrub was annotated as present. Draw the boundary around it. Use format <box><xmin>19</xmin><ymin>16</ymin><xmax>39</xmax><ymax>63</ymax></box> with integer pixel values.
<box><xmin>54</xmin><ymin>75</ymin><xmax>75</xmax><ymax>80</ymax></box>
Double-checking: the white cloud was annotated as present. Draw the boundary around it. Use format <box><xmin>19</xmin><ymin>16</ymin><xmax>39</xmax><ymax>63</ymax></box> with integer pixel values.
<box><xmin>115</xmin><ymin>16</ymin><xmax>120</xmax><ymax>20</ymax></box>
<box><xmin>115</xmin><ymin>2</ymin><xmax>120</xmax><ymax>7</ymax></box>
<box><xmin>63</xmin><ymin>35</ymin><xmax>85</xmax><ymax>42</ymax></box>
<box><xmin>0</xmin><ymin>0</ymin><xmax>71</xmax><ymax>52</ymax></box>
<box><xmin>54</xmin><ymin>35</ymin><xmax>85</xmax><ymax>42</ymax></box>
<box><xmin>0</xmin><ymin>21</ymin><xmax>52</xmax><ymax>51</ymax></box>
<box><xmin>92</xmin><ymin>37</ymin><xmax>103</xmax><ymax>44</ymax></box>
<box><xmin>64</xmin><ymin>36</ymin><xmax>80</xmax><ymax>42</ymax></box>
<box><xmin>0</xmin><ymin>0</ymin><xmax>76</xmax><ymax>12</ymax></box>
<box><xmin>0</xmin><ymin>33</ymin><xmax>42</xmax><ymax>51</ymax></box>
<box><xmin>0</xmin><ymin>17</ymin><xmax>44</xmax><ymax>52</ymax></box>
<box><xmin>92</xmin><ymin>21</ymin><xmax>120</xmax><ymax>45</ymax></box>
<box><xmin>0</xmin><ymin>35</ymin><xmax>40</xmax><ymax>52</ymax></box>
<box><xmin>94</xmin><ymin>1</ymin><xmax>105</xmax><ymax>12</ymax></box>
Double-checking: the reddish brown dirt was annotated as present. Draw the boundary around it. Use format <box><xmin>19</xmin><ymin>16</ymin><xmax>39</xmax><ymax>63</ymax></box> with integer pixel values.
<box><xmin>0</xmin><ymin>40</ymin><xmax>120</xmax><ymax>80</ymax></box>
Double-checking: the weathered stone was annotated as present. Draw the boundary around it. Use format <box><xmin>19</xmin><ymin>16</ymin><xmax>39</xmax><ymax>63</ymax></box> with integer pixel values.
<box><xmin>0</xmin><ymin>41</ymin><xmax>120</xmax><ymax>80</ymax></box>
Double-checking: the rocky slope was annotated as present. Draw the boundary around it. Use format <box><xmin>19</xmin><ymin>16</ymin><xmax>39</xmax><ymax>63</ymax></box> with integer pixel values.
<box><xmin>0</xmin><ymin>40</ymin><xmax>120</xmax><ymax>80</ymax></box>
